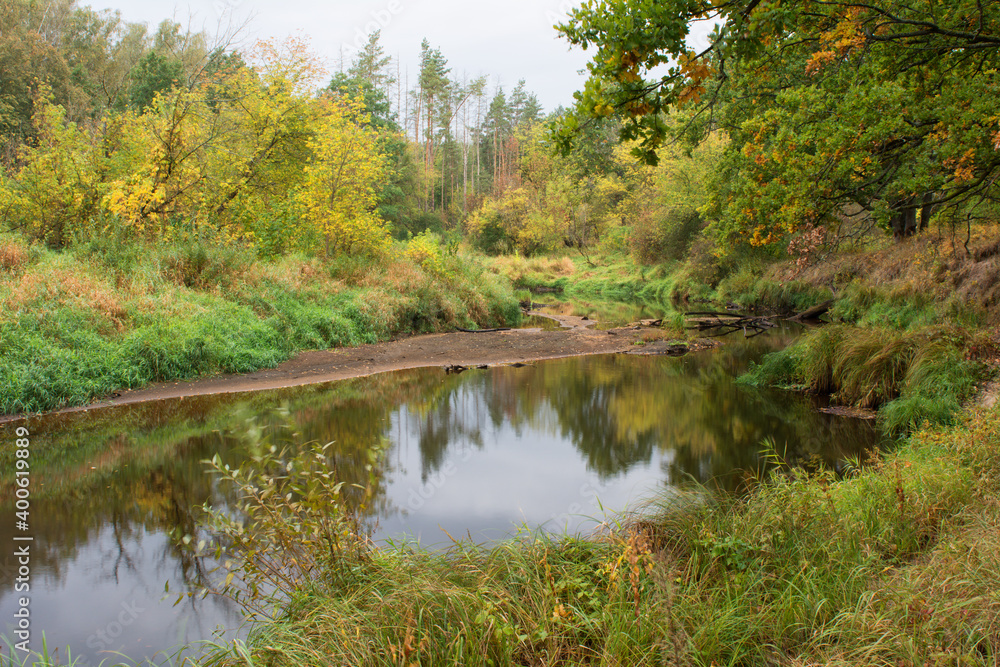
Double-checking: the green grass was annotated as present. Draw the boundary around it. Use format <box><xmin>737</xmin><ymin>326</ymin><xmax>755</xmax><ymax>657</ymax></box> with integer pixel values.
<box><xmin>740</xmin><ymin>325</ymin><xmax>990</xmax><ymax>435</ymax></box>
<box><xmin>715</xmin><ymin>268</ymin><xmax>835</xmax><ymax>314</ymax></box>
<box><xmin>0</xmin><ymin>237</ymin><xmax>521</xmax><ymax>415</ymax></box>
<box><xmin>831</xmin><ymin>282</ymin><xmax>988</xmax><ymax>330</ymax></box>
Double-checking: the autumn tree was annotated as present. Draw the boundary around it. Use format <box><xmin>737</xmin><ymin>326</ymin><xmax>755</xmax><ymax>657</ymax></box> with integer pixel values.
<box><xmin>296</xmin><ymin>96</ymin><xmax>390</xmax><ymax>257</ymax></box>
<box><xmin>329</xmin><ymin>33</ymin><xmax>420</xmax><ymax>236</ymax></box>
<box><xmin>554</xmin><ymin>0</ymin><xmax>1000</xmax><ymax>250</ymax></box>
<box><xmin>2</xmin><ymin>99</ymin><xmax>101</xmax><ymax>245</ymax></box>
<box><xmin>0</xmin><ymin>1</ymin><xmax>72</xmax><ymax>143</ymax></box>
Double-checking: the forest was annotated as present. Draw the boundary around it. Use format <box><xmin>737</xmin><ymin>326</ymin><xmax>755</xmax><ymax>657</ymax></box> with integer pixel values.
<box><xmin>3</xmin><ymin>0</ymin><xmax>999</xmax><ymax>279</ymax></box>
<box><xmin>5</xmin><ymin>1</ymin><xmax>1000</xmax><ymax>666</ymax></box>
<box><xmin>5</xmin><ymin>0</ymin><xmax>998</xmax><ymax>421</ymax></box>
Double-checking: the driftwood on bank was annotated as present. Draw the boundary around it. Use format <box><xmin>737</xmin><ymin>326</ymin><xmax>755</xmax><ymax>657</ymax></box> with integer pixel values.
<box><xmin>455</xmin><ymin>327</ymin><xmax>512</xmax><ymax>333</ymax></box>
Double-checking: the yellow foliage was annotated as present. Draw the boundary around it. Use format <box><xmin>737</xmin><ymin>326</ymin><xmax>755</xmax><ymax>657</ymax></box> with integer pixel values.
<box><xmin>295</xmin><ymin>96</ymin><xmax>390</xmax><ymax>257</ymax></box>
<box><xmin>404</xmin><ymin>231</ymin><xmax>448</xmax><ymax>276</ymax></box>
<box><xmin>5</xmin><ymin>100</ymin><xmax>102</xmax><ymax>245</ymax></box>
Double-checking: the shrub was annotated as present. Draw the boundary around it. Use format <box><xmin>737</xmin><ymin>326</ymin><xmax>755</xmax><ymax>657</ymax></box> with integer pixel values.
<box><xmin>631</xmin><ymin>209</ymin><xmax>704</xmax><ymax>265</ymax></box>
<box><xmin>159</xmin><ymin>236</ymin><xmax>254</xmax><ymax>290</ymax></box>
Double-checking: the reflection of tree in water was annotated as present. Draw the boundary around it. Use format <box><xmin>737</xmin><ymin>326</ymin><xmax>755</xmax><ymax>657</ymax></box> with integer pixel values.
<box><xmin>661</xmin><ymin>378</ymin><xmax>882</xmax><ymax>492</ymax></box>
<box><xmin>394</xmin><ymin>358</ymin><xmax>667</xmax><ymax>480</ymax></box>
<box><xmin>404</xmin><ymin>380</ymin><xmax>489</xmax><ymax>480</ymax></box>
<box><xmin>0</xmin><ymin>430</ymin><xmax>242</xmax><ymax>637</ymax></box>
<box><xmin>2</xmin><ymin>336</ymin><xmax>885</xmax><ymax>608</ymax></box>
<box><xmin>525</xmin><ymin>360</ymin><xmax>659</xmax><ymax>477</ymax></box>
<box><xmin>391</xmin><ymin>334</ymin><xmax>881</xmax><ymax>489</ymax></box>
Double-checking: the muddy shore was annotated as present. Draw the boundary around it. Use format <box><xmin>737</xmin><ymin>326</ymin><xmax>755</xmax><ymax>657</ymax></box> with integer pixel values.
<box><xmin>2</xmin><ymin>311</ymin><xmax>708</xmax><ymax>423</ymax></box>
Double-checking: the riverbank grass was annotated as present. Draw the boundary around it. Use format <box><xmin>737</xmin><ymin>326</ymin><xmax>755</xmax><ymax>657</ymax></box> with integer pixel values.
<box><xmin>740</xmin><ymin>325</ymin><xmax>991</xmax><ymax>434</ymax></box>
<box><xmin>0</xmin><ymin>235</ymin><xmax>520</xmax><ymax>415</ymax></box>
<box><xmin>196</xmin><ymin>405</ymin><xmax>1000</xmax><ymax>667</ymax></box>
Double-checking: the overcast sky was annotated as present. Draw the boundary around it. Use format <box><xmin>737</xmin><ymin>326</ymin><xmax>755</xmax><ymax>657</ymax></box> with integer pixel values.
<box><xmin>87</xmin><ymin>0</ymin><xmax>602</xmax><ymax>112</ymax></box>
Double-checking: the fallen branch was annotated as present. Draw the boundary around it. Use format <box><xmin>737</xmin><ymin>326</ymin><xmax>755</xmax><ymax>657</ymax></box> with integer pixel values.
<box><xmin>685</xmin><ymin>314</ymin><xmax>778</xmax><ymax>338</ymax></box>
<box><xmin>789</xmin><ymin>299</ymin><xmax>834</xmax><ymax>322</ymax></box>
<box><xmin>455</xmin><ymin>327</ymin><xmax>512</xmax><ymax>333</ymax></box>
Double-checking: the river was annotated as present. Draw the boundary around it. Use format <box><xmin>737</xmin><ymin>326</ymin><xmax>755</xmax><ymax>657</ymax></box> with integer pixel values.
<box><xmin>0</xmin><ymin>321</ymin><xmax>883</xmax><ymax>664</ymax></box>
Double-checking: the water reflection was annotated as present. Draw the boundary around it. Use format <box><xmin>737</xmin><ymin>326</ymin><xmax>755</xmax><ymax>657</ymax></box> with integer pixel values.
<box><xmin>529</xmin><ymin>296</ymin><xmax>672</xmax><ymax>329</ymax></box>
<box><xmin>0</xmin><ymin>334</ymin><xmax>883</xmax><ymax>663</ymax></box>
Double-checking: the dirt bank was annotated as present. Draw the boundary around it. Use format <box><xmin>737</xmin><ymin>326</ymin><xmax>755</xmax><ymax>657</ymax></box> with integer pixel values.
<box><xmin>6</xmin><ymin>311</ymin><xmax>706</xmax><ymax>422</ymax></box>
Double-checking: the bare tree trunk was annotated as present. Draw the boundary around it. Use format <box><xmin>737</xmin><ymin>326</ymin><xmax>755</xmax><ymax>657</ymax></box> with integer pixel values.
<box><xmin>426</xmin><ymin>94</ymin><xmax>433</xmax><ymax>212</ymax></box>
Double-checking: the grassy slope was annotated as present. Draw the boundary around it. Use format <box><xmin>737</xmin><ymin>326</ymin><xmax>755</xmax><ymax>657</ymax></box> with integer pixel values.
<box><xmin>0</xmin><ymin>235</ymin><xmax>521</xmax><ymax>415</ymax></box>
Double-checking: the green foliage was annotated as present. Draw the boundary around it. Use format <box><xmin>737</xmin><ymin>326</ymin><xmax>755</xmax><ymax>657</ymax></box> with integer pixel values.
<box><xmin>741</xmin><ymin>325</ymin><xmax>989</xmax><ymax>435</ymax></box>
<box><xmin>715</xmin><ymin>270</ymin><xmax>834</xmax><ymax>315</ymax></box>
<box><xmin>158</xmin><ymin>234</ymin><xmax>255</xmax><ymax>289</ymax></box>
<box><xmin>189</xmin><ymin>437</ymin><xmax>381</xmax><ymax>618</ymax></box>
<box><xmin>554</xmin><ymin>0</ymin><xmax>1000</xmax><ymax>253</ymax></box>
<box><xmin>126</xmin><ymin>51</ymin><xmax>182</xmax><ymax>110</ymax></box>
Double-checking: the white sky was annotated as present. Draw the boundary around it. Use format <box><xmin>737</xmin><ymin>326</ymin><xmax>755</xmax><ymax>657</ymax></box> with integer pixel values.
<box><xmin>86</xmin><ymin>0</ymin><xmax>598</xmax><ymax>113</ymax></box>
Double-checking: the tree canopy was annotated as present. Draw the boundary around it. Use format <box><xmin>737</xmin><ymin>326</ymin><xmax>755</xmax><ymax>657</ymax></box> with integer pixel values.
<box><xmin>554</xmin><ymin>0</ymin><xmax>1000</xmax><ymax>248</ymax></box>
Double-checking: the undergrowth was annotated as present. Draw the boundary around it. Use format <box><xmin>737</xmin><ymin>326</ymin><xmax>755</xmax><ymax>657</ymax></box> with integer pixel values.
<box><xmin>0</xmin><ymin>236</ymin><xmax>520</xmax><ymax>415</ymax></box>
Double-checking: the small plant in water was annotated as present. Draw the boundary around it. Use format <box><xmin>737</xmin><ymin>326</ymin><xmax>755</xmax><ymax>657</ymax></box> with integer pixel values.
<box><xmin>181</xmin><ymin>438</ymin><xmax>382</xmax><ymax>619</ymax></box>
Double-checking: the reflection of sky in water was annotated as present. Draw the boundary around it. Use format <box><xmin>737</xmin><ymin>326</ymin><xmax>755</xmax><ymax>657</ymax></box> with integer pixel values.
<box><xmin>0</xmin><ymin>339</ymin><xmax>883</xmax><ymax>664</ymax></box>
<box><xmin>0</xmin><ymin>526</ymin><xmax>241</xmax><ymax>664</ymax></box>
<box><xmin>379</xmin><ymin>404</ymin><xmax>674</xmax><ymax>546</ymax></box>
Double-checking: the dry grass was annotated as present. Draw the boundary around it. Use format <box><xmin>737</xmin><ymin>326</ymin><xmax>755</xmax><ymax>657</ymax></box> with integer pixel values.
<box><xmin>258</xmin><ymin>255</ymin><xmax>344</xmax><ymax>293</ymax></box>
<box><xmin>0</xmin><ymin>238</ymin><xmax>28</xmax><ymax>272</ymax></box>
<box><xmin>362</xmin><ymin>256</ymin><xmax>426</xmax><ymax>292</ymax></box>
<box><xmin>770</xmin><ymin>225</ymin><xmax>1000</xmax><ymax>314</ymax></box>
<box><xmin>487</xmin><ymin>254</ymin><xmax>577</xmax><ymax>284</ymax></box>
<box><xmin>3</xmin><ymin>262</ymin><xmax>129</xmax><ymax>329</ymax></box>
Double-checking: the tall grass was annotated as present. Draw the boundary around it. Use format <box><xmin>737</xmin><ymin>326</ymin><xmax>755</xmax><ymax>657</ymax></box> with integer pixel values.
<box><xmin>741</xmin><ymin>325</ymin><xmax>989</xmax><ymax>434</ymax></box>
<box><xmin>0</xmin><ymin>237</ymin><xmax>521</xmax><ymax>415</ymax></box>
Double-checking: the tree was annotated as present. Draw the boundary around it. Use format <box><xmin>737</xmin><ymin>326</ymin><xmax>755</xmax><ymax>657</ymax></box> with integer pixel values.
<box><xmin>347</xmin><ymin>30</ymin><xmax>394</xmax><ymax>94</ymax></box>
<box><xmin>416</xmin><ymin>39</ymin><xmax>451</xmax><ymax>212</ymax></box>
<box><xmin>554</xmin><ymin>1</ymin><xmax>1000</xmax><ymax>249</ymax></box>
<box><xmin>295</xmin><ymin>96</ymin><xmax>390</xmax><ymax>257</ymax></box>
<box><xmin>0</xmin><ymin>1</ymin><xmax>72</xmax><ymax>142</ymax></box>
<box><xmin>127</xmin><ymin>51</ymin><xmax>183</xmax><ymax>110</ymax></box>
<box><xmin>2</xmin><ymin>98</ymin><xmax>100</xmax><ymax>245</ymax></box>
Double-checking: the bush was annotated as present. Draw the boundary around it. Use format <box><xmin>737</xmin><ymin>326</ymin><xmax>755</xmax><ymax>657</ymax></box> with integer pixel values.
<box><xmin>159</xmin><ymin>236</ymin><xmax>254</xmax><ymax>290</ymax></box>
<box><xmin>631</xmin><ymin>209</ymin><xmax>704</xmax><ymax>265</ymax></box>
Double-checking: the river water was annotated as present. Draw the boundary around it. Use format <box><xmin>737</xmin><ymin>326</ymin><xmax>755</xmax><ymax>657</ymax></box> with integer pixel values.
<box><xmin>0</xmin><ymin>326</ymin><xmax>882</xmax><ymax>665</ymax></box>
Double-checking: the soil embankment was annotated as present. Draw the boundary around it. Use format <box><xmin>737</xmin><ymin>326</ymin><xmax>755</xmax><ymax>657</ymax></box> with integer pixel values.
<box><xmin>14</xmin><ymin>310</ymin><xmax>703</xmax><ymax>421</ymax></box>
